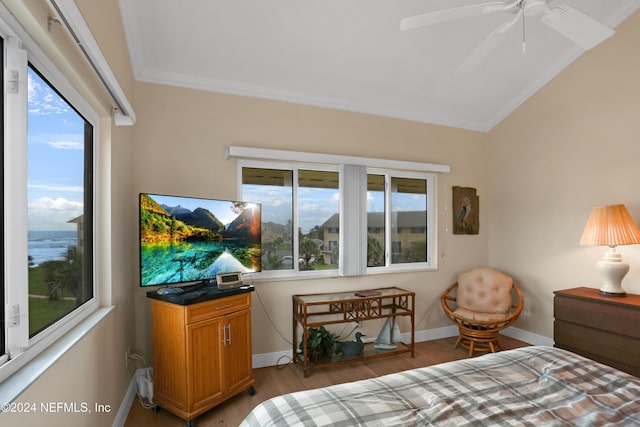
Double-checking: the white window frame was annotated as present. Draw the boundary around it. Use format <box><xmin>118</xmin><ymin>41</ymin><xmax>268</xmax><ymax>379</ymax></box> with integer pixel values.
<box><xmin>366</xmin><ymin>168</ymin><xmax>437</xmax><ymax>274</ymax></box>
<box><xmin>233</xmin><ymin>148</ymin><xmax>446</xmax><ymax>280</ymax></box>
<box><xmin>0</xmin><ymin>25</ymin><xmax>100</xmax><ymax>382</ymax></box>
<box><xmin>239</xmin><ymin>159</ymin><xmax>340</xmax><ymax>280</ymax></box>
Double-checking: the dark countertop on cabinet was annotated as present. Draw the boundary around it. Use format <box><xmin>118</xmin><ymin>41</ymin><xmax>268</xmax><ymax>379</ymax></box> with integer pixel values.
<box><xmin>146</xmin><ymin>283</ymin><xmax>254</xmax><ymax>305</ymax></box>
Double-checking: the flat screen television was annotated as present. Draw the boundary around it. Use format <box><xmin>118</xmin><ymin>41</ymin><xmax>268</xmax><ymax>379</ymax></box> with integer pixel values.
<box><xmin>139</xmin><ymin>193</ymin><xmax>261</xmax><ymax>287</ymax></box>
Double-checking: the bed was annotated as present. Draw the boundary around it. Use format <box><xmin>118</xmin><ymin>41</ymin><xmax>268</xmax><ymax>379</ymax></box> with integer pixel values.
<box><xmin>240</xmin><ymin>346</ymin><xmax>640</xmax><ymax>426</ymax></box>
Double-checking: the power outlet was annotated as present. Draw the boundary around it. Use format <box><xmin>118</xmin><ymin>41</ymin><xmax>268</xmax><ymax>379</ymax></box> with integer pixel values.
<box><xmin>522</xmin><ymin>305</ymin><xmax>531</xmax><ymax>317</ymax></box>
<box><xmin>127</xmin><ymin>349</ymin><xmax>147</xmax><ymax>369</ymax></box>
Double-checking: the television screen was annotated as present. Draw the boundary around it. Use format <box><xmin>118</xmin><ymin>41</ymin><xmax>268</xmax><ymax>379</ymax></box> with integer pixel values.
<box><xmin>139</xmin><ymin>193</ymin><xmax>261</xmax><ymax>287</ymax></box>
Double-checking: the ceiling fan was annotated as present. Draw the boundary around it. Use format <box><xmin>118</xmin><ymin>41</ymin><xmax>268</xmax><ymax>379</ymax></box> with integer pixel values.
<box><xmin>400</xmin><ymin>0</ymin><xmax>615</xmax><ymax>74</ymax></box>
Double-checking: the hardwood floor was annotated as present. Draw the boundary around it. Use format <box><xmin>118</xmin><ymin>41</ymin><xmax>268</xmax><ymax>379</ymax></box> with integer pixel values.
<box><xmin>124</xmin><ymin>336</ymin><xmax>529</xmax><ymax>426</ymax></box>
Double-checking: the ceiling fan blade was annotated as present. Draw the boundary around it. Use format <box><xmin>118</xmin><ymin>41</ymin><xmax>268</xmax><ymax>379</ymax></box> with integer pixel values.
<box><xmin>400</xmin><ymin>1</ymin><xmax>510</xmax><ymax>31</ymax></box>
<box><xmin>542</xmin><ymin>5</ymin><xmax>615</xmax><ymax>49</ymax></box>
<box><xmin>455</xmin><ymin>10</ymin><xmax>522</xmax><ymax>75</ymax></box>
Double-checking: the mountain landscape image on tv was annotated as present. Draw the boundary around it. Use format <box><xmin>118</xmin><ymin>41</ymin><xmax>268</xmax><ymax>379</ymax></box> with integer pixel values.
<box><xmin>139</xmin><ymin>193</ymin><xmax>261</xmax><ymax>287</ymax></box>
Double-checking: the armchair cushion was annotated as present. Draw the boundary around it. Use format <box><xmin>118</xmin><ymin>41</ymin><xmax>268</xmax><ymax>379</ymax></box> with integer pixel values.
<box><xmin>456</xmin><ymin>267</ymin><xmax>513</xmax><ymax>314</ymax></box>
<box><xmin>441</xmin><ymin>267</ymin><xmax>522</xmax><ymax>356</ymax></box>
<box><xmin>453</xmin><ymin>307</ymin><xmax>510</xmax><ymax>324</ymax></box>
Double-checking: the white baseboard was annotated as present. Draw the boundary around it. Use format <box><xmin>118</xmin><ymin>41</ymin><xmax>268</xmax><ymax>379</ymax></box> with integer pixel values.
<box><xmin>501</xmin><ymin>326</ymin><xmax>553</xmax><ymax>347</ymax></box>
<box><xmin>112</xmin><ymin>373</ymin><xmax>137</xmax><ymax>427</ymax></box>
<box><xmin>413</xmin><ymin>325</ymin><xmax>458</xmax><ymax>342</ymax></box>
<box><xmin>253</xmin><ymin>349</ymin><xmax>295</xmax><ymax>369</ymax></box>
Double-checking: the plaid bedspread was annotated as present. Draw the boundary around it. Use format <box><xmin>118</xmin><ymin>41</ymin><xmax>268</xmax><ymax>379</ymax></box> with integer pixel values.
<box><xmin>240</xmin><ymin>346</ymin><xmax>640</xmax><ymax>426</ymax></box>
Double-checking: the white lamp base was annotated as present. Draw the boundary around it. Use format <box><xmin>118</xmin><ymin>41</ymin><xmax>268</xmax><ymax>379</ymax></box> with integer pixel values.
<box><xmin>597</xmin><ymin>248</ymin><xmax>628</xmax><ymax>297</ymax></box>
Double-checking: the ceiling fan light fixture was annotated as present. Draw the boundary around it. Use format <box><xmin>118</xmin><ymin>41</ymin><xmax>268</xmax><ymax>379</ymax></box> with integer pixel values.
<box><xmin>523</xmin><ymin>0</ymin><xmax>546</xmax><ymax>16</ymax></box>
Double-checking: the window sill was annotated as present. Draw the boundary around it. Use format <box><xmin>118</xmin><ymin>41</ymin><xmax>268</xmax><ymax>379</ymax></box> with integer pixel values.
<box><xmin>0</xmin><ymin>306</ymin><xmax>114</xmax><ymax>404</ymax></box>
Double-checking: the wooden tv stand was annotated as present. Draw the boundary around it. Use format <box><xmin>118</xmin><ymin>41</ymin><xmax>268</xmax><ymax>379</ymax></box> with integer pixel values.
<box><xmin>148</xmin><ymin>287</ymin><xmax>255</xmax><ymax>426</ymax></box>
<box><xmin>293</xmin><ymin>287</ymin><xmax>415</xmax><ymax>377</ymax></box>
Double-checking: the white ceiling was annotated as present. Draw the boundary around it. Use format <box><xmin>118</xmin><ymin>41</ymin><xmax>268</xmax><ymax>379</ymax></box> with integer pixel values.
<box><xmin>118</xmin><ymin>0</ymin><xmax>640</xmax><ymax>132</ymax></box>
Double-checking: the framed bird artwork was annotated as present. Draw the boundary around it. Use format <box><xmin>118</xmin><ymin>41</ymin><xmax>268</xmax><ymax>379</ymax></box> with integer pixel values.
<box><xmin>453</xmin><ymin>186</ymin><xmax>479</xmax><ymax>234</ymax></box>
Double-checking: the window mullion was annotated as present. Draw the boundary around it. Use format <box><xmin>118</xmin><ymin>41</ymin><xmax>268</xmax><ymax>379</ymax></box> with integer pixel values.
<box><xmin>384</xmin><ymin>174</ymin><xmax>392</xmax><ymax>268</ymax></box>
<box><xmin>5</xmin><ymin>37</ymin><xmax>29</xmax><ymax>357</ymax></box>
<box><xmin>427</xmin><ymin>176</ymin><xmax>436</xmax><ymax>265</ymax></box>
<box><xmin>292</xmin><ymin>167</ymin><xmax>299</xmax><ymax>272</ymax></box>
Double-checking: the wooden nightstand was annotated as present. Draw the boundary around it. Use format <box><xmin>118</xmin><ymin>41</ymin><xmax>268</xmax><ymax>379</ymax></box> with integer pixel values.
<box><xmin>554</xmin><ymin>287</ymin><xmax>640</xmax><ymax>377</ymax></box>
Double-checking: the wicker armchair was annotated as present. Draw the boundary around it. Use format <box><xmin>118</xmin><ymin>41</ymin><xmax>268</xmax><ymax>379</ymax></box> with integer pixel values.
<box><xmin>441</xmin><ymin>267</ymin><xmax>523</xmax><ymax>356</ymax></box>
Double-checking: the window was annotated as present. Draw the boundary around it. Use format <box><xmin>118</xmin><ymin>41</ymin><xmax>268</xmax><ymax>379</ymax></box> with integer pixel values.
<box><xmin>0</xmin><ymin>37</ymin><xmax>4</xmax><ymax>360</ymax></box>
<box><xmin>242</xmin><ymin>167</ymin><xmax>293</xmax><ymax>271</ymax></box>
<box><xmin>239</xmin><ymin>158</ymin><xmax>436</xmax><ymax>277</ymax></box>
<box><xmin>389</xmin><ymin>176</ymin><xmax>428</xmax><ymax>265</ymax></box>
<box><xmin>367</xmin><ymin>174</ymin><xmax>385</xmax><ymax>267</ymax></box>
<box><xmin>367</xmin><ymin>173</ymin><xmax>430</xmax><ymax>268</ymax></box>
<box><xmin>241</xmin><ymin>164</ymin><xmax>340</xmax><ymax>273</ymax></box>
<box><xmin>26</xmin><ymin>66</ymin><xmax>93</xmax><ymax>336</ymax></box>
<box><xmin>1</xmin><ymin>35</ymin><xmax>98</xmax><ymax>378</ymax></box>
<box><xmin>298</xmin><ymin>169</ymin><xmax>339</xmax><ymax>270</ymax></box>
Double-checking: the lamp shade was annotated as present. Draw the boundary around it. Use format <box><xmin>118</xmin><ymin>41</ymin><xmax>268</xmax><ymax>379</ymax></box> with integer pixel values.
<box><xmin>580</xmin><ymin>204</ymin><xmax>640</xmax><ymax>247</ymax></box>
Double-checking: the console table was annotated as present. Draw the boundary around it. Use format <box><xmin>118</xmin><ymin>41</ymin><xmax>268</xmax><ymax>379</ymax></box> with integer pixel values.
<box><xmin>554</xmin><ymin>287</ymin><xmax>640</xmax><ymax>377</ymax></box>
<box><xmin>293</xmin><ymin>287</ymin><xmax>415</xmax><ymax>377</ymax></box>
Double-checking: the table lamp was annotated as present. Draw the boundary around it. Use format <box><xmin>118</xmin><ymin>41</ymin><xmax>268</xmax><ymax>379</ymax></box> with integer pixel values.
<box><xmin>580</xmin><ymin>204</ymin><xmax>640</xmax><ymax>296</ymax></box>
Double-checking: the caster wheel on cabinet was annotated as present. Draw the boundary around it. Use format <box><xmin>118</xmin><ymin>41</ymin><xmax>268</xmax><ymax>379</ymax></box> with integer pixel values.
<box><xmin>248</xmin><ymin>385</ymin><xmax>256</xmax><ymax>396</ymax></box>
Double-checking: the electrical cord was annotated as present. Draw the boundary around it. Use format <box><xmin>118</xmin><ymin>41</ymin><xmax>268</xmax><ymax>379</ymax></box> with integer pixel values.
<box><xmin>246</xmin><ymin>274</ymin><xmax>292</xmax><ymax>347</ymax></box>
<box><xmin>245</xmin><ymin>275</ymin><xmax>297</xmax><ymax>370</ymax></box>
<box><xmin>129</xmin><ymin>354</ymin><xmax>155</xmax><ymax>410</ymax></box>
<box><xmin>245</xmin><ymin>275</ymin><xmax>362</xmax><ymax>371</ymax></box>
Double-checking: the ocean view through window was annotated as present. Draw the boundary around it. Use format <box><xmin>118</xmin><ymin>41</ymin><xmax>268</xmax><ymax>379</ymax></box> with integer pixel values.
<box><xmin>28</xmin><ymin>230</ymin><xmax>79</xmax><ymax>267</ymax></box>
<box><xmin>27</xmin><ymin>66</ymin><xmax>93</xmax><ymax>337</ymax></box>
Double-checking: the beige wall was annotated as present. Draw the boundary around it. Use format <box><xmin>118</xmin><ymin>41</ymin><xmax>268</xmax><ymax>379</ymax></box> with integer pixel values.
<box><xmin>487</xmin><ymin>10</ymin><xmax>640</xmax><ymax>337</ymax></box>
<box><xmin>7</xmin><ymin>1</ymin><xmax>639</xmax><ymax>424</ymax></box>
<box><xmin>132</xmin><ymin>82</ymin><xmax>490</xmax><ymax>357</ymax></box>
<box><xmin>2</xmin><ymin>0</ymin><xmax>137</xmax><ymax>426</ymax></box>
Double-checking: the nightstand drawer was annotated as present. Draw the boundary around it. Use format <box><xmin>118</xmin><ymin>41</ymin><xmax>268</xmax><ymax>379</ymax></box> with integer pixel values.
<box><xmin>554</xmin><ymin>320</ymin><xmax>640</xmax><ymax>373</ymax></box>
<box><xmin>554</xmin><ymin>287</ymin><xmax>640</xmax><ymax>377</ymax></box>
<box><xmin>554</xmin><ymin>295</ymin><xmax>640</xmax><ymax>339</ymax></box>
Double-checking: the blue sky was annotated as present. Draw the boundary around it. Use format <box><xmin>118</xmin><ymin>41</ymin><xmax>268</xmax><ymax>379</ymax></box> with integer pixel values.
<box><xmin>27</xmin><ymin>68</ymin><xmax>85</xmax><ymax>231</ymax></box>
